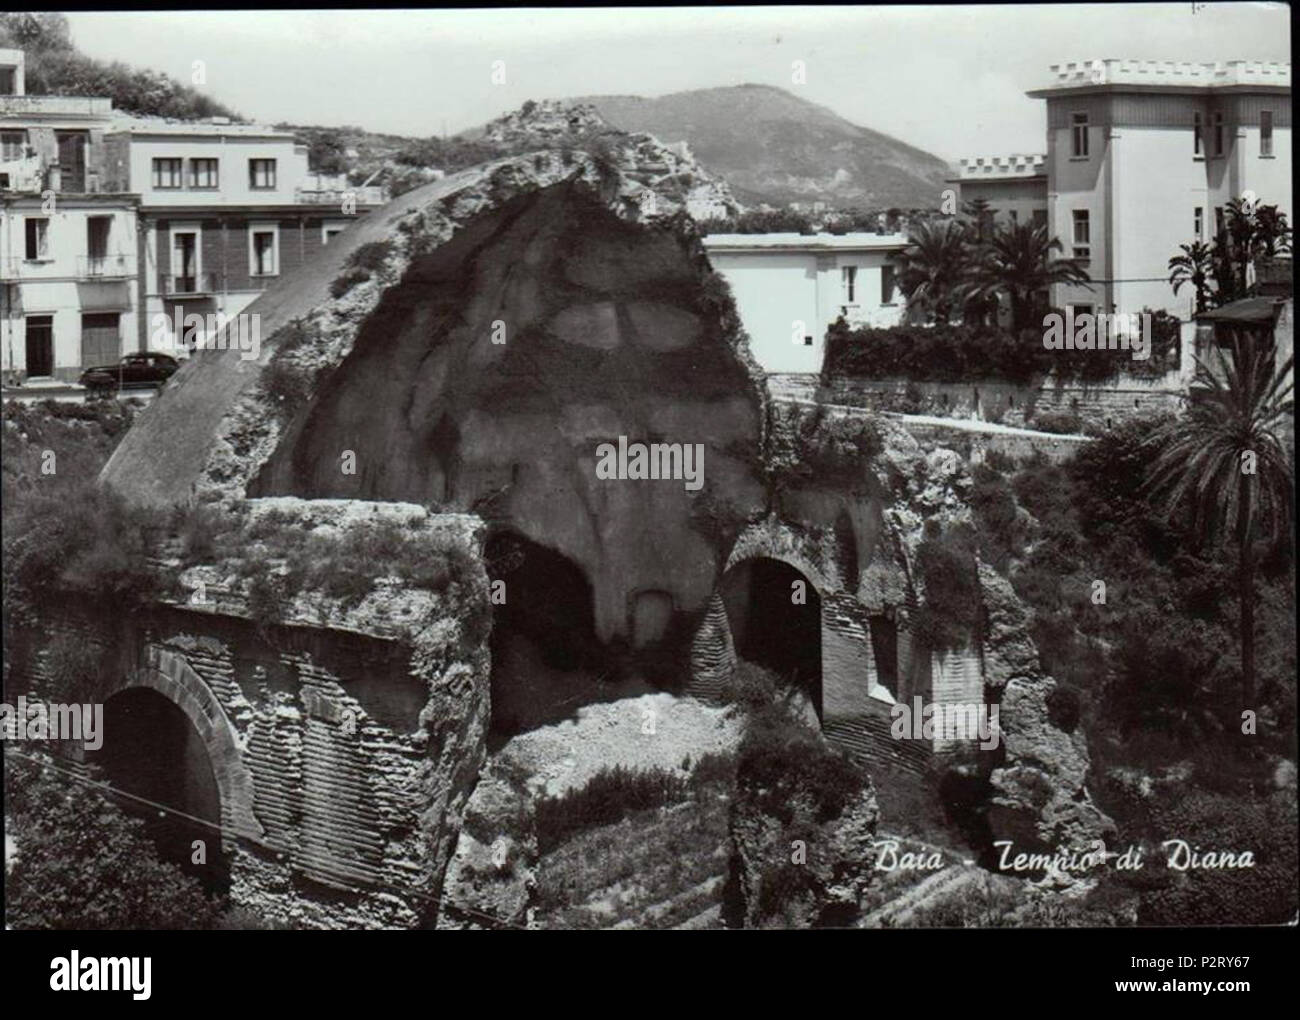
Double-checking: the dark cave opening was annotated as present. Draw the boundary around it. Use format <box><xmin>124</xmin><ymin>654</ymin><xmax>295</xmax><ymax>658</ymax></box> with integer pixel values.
<box><xmin>484</xmin><ymin>529</ymin><xmax>617</xmax><ymax>743</ymax></box>
<box><xmin>88</xmin><ymin>688</ymin><xmax>229</xmax><ymax>895</ymax></box>
<box><xmin>721</xmin><ymin>557</ymin><xmax>822</xmax><ymax>718</ymax></box>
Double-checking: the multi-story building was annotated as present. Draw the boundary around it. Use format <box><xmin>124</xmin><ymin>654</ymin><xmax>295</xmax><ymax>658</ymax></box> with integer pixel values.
<box><xmin>101</xmin><ymin>119</ymin><xmax>386</xmax><ymax>351</ymax></box>
<box><xmin>947</xmin><ymin>154</ymin><xmax>1048</xmax><ymax>228</ymax></box>
<box><xmin>2</xmin><ymin>46</ymin><xmax>390</xmax><ymax>382</ymax></box>
<box><xmin>1026</xmin><ymin>59</ymin><xmax>1291</xmax><ymax>319</ymax></box>
<box><xmin>704</xmin><ymin>232</ymin><xmax>909</xmax><ymax>373</ymax></box>
<box><xmin>1</xmin><ymin>47</ymin><xmax>142</xmax><ymax>383</ymax></box>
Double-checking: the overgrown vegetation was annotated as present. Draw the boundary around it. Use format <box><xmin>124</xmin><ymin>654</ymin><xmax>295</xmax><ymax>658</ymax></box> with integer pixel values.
<box><xmin>911</xmin><ymin>520</ymin><xmax>982</xmax><ymax>653</ymax></box>
<box><xmin>4</xmin><ymin>757</ymin><xmax>272</xmax><ymax>929</ymax></box>
<box><xmin>537</xmin><ymin>765</ymin><xmax>696</xmax><ymax>854</ymax></box>
<box><xmin>965</xmin><ymin>417</ymin><xmax>1296</xmax><ymax>924</ymax></box>
<box><xmin>821</xmin><ymin>309</ymin><xmax>1182</xmax><ymax>385</ymax></box>
<box><xmin>2</xmin><ymin>400</ymin><xmax>170</xmax><ymax>626</ymax></box>
<box><xmin>258</xmin><ymin>320</ymin><xmax>331</xmax><ymax>422</ymax></box>
<box><xmin>767</xmin><ymin>402</ymin><xmax>883</xmax><ymax>491</ymax></box>
<box><xmin>1</xmin><ymin>13</ymin><xmax>240</xmax><ymax>121</ymax></box>
<box><xmin>329</xmin><ymin>240</ymin><xmax>398</xmax><ymax>298</ymax></box>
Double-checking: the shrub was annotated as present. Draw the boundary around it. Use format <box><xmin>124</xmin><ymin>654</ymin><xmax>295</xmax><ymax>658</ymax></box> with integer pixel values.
<box><xmin>259</xmin><ymin>357</ymin><xmax>319</xmax><ymax>422</ymax></box>
<box><xmin>1031</xmin><ymin>410</ymin><xmax>1083</xmax><ymax>434</ymax></box>
<box><xmin>718</xmin><ymin>660</ymin><xmax>779</xmax><ymax>711</ymax></box>
<box><xmin>1045</xmin><ymin>684</ymin><xmax>1082</xmax><ymax>733</ymax></box>
<box><xmin>535</xmin><ymin>766</ymin><xmax>691</xmax><ymax>853</ymax></box>
<box><xmin>4</xmin><ymin>759</ymin><xmax>219</xmax><ymax>930</ymax></box>
<box><xmin>911</xmin><ymin>522</ymin><xmax>982</xmax><ymax>653</ymax></box>
<box><xmin>738</xmin><ymin>704</ymin><xmax>865</xmax><ymax>826</ymax></box>
<box><xmin>329</xmin><ymin>267</ymin><xmax>371</xmax><ymax>298</ymax></box>
<box><xmin>346</xmin><ymin>240</ymin><xmax>396</xmax><ymax>274</ymax></box>
<box><xmin>3</xmin><ymin>480</ymin><xmax>170</xmax><ymax>623</ymax></box>
<box><xmin>768</xmin><ymin>402</ymin><xmax>883</xmax><ymax>490</ymax></box>
<box><xmin>1135</xmin><ymin>790</ymin><xmax>1297</xmax><ymax>925</ymax></box>
<box><xmin>823</xmin><ymin>319</ymin><xmax>1054</xmax><ymax>385</ymax></box>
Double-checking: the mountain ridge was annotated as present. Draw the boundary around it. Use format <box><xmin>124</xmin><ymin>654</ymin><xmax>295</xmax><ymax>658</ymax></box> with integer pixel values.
<box><xmin>572</xmin><ymin>83</ymin><xmax>954</xmax><ymax>210</ymax></box>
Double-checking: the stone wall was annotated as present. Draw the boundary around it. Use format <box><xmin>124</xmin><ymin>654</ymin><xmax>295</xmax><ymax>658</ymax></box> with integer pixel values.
<box><xmin>820</xmin><ymin>371</ymin><xmax>1186</xmax><ymax>430</ymax></box>
<box><xmin>9</xmin><ymin>503</ymin><xmax>492</xmax><ymax>930</ymax></box>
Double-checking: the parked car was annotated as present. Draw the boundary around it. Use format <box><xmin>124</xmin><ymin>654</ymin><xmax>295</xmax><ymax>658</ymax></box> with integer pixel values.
<box><xmin>79</xmin><ymin>352</ymin><xmax>179</xmax><ymax>397</ymax></box>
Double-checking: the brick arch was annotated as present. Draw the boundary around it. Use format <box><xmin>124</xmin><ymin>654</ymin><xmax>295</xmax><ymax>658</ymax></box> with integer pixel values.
<box><xmin>726</xmin><ymin>520</ymin><xmax>832</xmax><ymax>596</ymax></box>
<box><xmin>103</xmin><ymin>645</ymin><xmax>263</xmax><ymax>850</ymax></box>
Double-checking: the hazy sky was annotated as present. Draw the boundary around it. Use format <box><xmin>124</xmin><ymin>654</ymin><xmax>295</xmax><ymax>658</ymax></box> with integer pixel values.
<box><xmin>65</xmin><ymin>5</ymin><xmax>1290</xmax><ymax>161</ymax></box>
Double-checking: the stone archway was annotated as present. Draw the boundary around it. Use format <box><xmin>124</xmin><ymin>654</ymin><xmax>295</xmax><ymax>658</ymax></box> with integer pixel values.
<box><xmin>97</xmin><ymin>645</ymin><xmax>262</xmax><ymax>852</ymax></box>
<box><xmin>719</xmin><ymin>555</ymin><xmax>823</xmax><ymax>719</ymax></box>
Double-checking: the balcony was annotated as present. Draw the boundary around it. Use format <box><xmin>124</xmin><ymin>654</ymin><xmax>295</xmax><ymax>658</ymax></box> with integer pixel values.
<box><xmin>78</xmin><ymin>253</ymin><xmax>135</xmax><ymax>279</ymax></box>
<box><xmin>295</xmin><ymin>183</ymin><xmax>389</xmax><ymax>206</ymax></box>
<box><xmin>164</xmin><ymin>272</ymin><xmax>219</xmax><ymax>297</ymax></box>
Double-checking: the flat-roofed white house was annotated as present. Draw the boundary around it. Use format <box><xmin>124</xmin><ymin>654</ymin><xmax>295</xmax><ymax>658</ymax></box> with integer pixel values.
<box><xmin>704</xmin><ymin>232</ymin><xmax>910</xmax><ymax>374</ymax></box>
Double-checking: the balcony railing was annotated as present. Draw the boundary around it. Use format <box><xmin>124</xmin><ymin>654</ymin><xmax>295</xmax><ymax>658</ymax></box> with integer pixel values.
<box><xmin>78</xmin><ymin>254</ymin><xmax>135</xmax><ymax>279</ymax></box>
<box><xmin>165</xmin><ymin>272</ymin><xmax>219</xmax><ymax>296</ymax></box>
<box><xmin>294</xmin><ymin>184</ymin><xmax>389</xmax><ymax>206</ymax></box>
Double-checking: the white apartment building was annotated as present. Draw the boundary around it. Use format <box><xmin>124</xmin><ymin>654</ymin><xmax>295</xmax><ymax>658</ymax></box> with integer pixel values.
<box><xmin>704</xmin><ymin>233</ymin><xmax>909</xmax><ymax>374</ymax></box>
<box><xmin>1027</xmin><ymin>59</ymin><xmax>1291</xmax><ymax>319</ymax></box>
<box><xmin>2</xmin><ymin>44</ymin><xmax>390</xmax><ymax>382</ymax></box>
<box><xmin>101</xmin><ymin>119</ymin><xmax>385</xmax><ymax>351</ymax></box>
<box><xmin>1</xmin><ymin>47</ymin><xmax>141</xmax><ymax>383</ymax></box>
<box><xmin>947</xmin><ymin>155</ymin><xmax>1048</xmax><ymax>229</ymax></box>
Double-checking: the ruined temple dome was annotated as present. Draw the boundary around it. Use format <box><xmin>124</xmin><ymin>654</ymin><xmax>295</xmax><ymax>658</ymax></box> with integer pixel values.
<box><xmin>102</xmin><ymin>153</ymin><xmax>768</xmax><ymax>644</ymax></box>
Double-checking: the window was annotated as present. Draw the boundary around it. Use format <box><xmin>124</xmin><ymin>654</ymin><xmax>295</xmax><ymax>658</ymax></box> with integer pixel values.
<box><xmin>322</xmin><ymin>223</ymin><xmax>347</xmax><ymax>245</ymax></box>
<box><xmin>1071</xmin><ymin>113</ymin><xmax>1089</xmax><ymax>157</ymax></box>
<box><xmin>1194</xmin><ymin>207</ymin><xmax>1203</xmax><ymax>240</ymax></box>
<box><xmin>152</xmin><ymin>158</ymin><xmax>183</xmax><ymax>189</ymax></box>
<box><xmin>0</xmin><ymin>68</ymin><xmax>15</xmax><ymax>96</ymax></box>
<box><xmin>1032</xmin><ymin>208</ymin><xmax>1048</xmax><ymax>227</ymax></box>
<box><xmin>1261</xmin><ymin>111</ymin><xmax>1273</xmax><ymax>156</ymax></box>
<box><xmin>24</xmin><ymin>217</ymin><xmax>49</xmax><ymax>260</ymax></box>
<box><xmin>170</xmin><ymin>227</ymin><xmax>201</xmax><ymax>293</ymax></box>
<box><xmin>249</xmin><ymin>159</ymin><xmax>277</xmax><ymax>190</ymax></box>
<box><xmin>250</xmin><ymin>225</ymin><xmax>278</xmax><ymax>276</ymax></box>
<box><xmin>1193</xmin><ymin>112</ymin><xmax>1203</xmax><ymax>157</ymax></box>
<box><xmin>1</xmin><ymin>128</ymin><xmax>26</xmax><ymax>161</ymax></box>
<box><xmin>881</xmin><ymin>264</ymin><xmax>897</xmax><ymax>305</ymax></box>
<box><xmin>1071</xmin><ymin>210</ymin><xmax>1090</xmax><ymax>259</ymax></box>
<box><xmin>1215</xmin><ymin>206</ymin><xmax>1225</xmax><ymax>236</ymax></box>
<box><xmin>188</xmin><ymin>158</ymin><xmax>218</xmax><ymax>189</ymax></box>
<box><xmin>1212</xmin><ymin>112</ymin><xmax>1225</xmax><ymax>156</ymax></box>
<box><xmin>841</xmin><ymin>265</ymin><xmax>857</xmax><ymax>304</ymax></box>
<box><xmin>1069</xmin><ymin>303</ymin><xmax>1093</xmax><ymax>319</ymax></box>
<box><xmin>87</xmin><ymin>216</ymin><xmax>111</xmax><ymax>261</ymax></box>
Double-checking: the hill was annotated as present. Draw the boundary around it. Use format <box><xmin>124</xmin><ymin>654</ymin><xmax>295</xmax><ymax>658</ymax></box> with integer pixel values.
<box><xmin>575</xmin><ymin>83</ymin><xmax>952</xmax><ymax>211</ymax></box>
<box><xmin>0</xmin><ymin>11</ymin><xmax>240</xmax><ymax>121</ymax></box>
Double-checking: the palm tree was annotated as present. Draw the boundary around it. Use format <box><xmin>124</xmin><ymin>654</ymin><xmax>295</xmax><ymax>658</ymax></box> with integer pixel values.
<box><xmin>1212</xmin><ymin>199</ymin><xmax>1294</xmax><ymax>304</ymax></box>
<box><xmin>960</xmin><ymin>221</ymin><xmax>1092</xmax><ymax>332</ymax></box>
<box><xmin>894</xmin><ymin>218</ymin><xmax>970</xmax><ymax>324</ymax></box>
<box><xmin>1168</xmin><ymin>240</ymin><xmax>1216</xmax><ymax>314</ymax></box>
<box><xmin>1144</xmin><ymin>327</ymin><xmax>1294</xmax><ymax>705</ymax></box>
